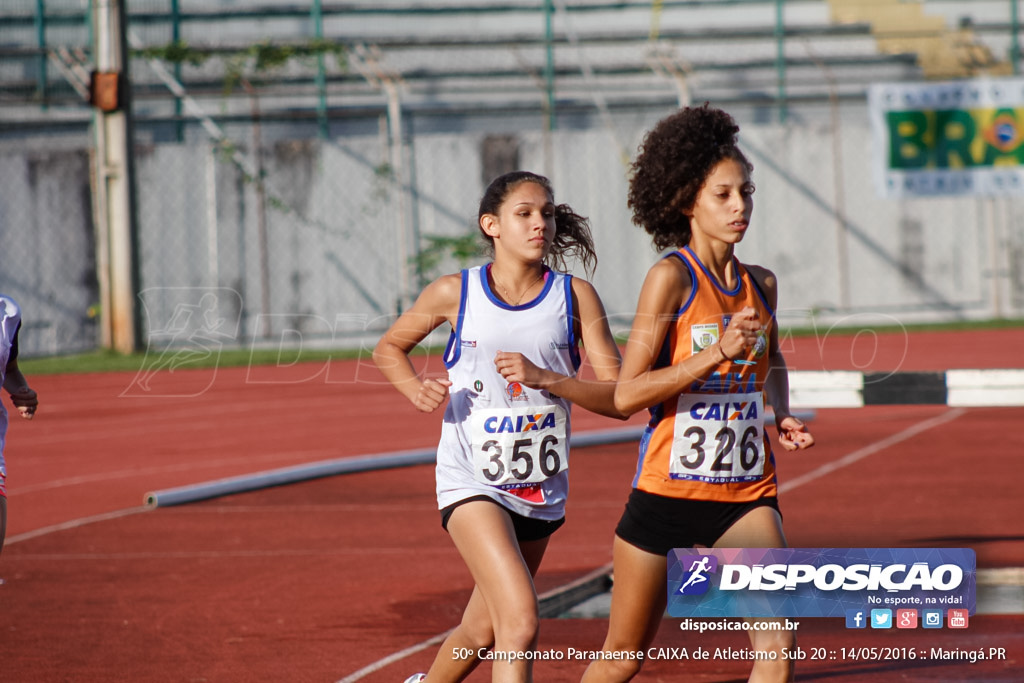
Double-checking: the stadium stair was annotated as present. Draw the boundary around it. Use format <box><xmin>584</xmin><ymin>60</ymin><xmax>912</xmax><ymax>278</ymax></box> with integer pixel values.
<box><xmin>827</xmin><ymin>0</ymin><xmax>1012</xmax><ymax>78</ymax></box>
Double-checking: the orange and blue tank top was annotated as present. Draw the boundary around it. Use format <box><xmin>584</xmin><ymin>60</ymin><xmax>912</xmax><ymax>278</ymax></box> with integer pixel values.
<box><xmin>632</xmin><ymin>246</ymin><xmax>778</xmax><ymax>502</ymax></box>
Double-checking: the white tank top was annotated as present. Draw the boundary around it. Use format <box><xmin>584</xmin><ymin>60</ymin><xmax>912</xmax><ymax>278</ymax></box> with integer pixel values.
<box><xmin>435</xmin><ymin>265</ymin><xmax>579</xmax><ymax>520</ymax></box>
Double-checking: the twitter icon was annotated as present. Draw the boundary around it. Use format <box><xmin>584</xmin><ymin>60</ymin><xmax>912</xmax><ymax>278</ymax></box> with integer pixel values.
<box><xmin>870</xmin><ymin>609</ymin><xmax>892</xmax><ymax>629</ymax></box>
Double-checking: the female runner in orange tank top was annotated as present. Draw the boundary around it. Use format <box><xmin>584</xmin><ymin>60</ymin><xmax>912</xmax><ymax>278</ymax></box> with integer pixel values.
<box><xmin>582</xmin><ymin>105</ymin><xmax>815</xmax><ymax>683</ymax></box>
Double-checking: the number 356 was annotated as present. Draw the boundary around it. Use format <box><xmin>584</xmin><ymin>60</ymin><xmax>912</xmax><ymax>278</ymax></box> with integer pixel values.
<box><xmin>480</xmin><ymin>435</ymin><xmax>561</xmax><ymax>481</ymax></box>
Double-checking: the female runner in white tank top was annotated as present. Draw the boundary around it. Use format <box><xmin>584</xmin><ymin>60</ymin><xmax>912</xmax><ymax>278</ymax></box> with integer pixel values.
<box><xmin>375</xmin><ymin>171</ymin><xmax>624</xmax><ymax>682</ymax></box>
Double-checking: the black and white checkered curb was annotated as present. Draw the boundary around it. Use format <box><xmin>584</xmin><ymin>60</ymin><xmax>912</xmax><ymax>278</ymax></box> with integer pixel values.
<box><xmin>789</xmin><ymin>369</ymin><xmax>1024</xmax><ymax>408</ymax></box>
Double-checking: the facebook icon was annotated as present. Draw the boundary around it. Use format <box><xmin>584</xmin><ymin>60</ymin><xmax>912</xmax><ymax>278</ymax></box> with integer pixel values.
<box><xmin>845</xmin><ymin>609</ymin><xmax>866</xmax><ymax>629</ymax></box>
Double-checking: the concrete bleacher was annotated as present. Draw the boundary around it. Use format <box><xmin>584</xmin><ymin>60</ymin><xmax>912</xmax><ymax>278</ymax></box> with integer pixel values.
<box><xmin>0</xmin><ymin>1</ymin><xmax>1017</xmax><ymax>128</ymax></box>
<box><xmin>828</xmin><ymin>0</ymin><xmax>1013</xmax><ymax>78</ymax></box>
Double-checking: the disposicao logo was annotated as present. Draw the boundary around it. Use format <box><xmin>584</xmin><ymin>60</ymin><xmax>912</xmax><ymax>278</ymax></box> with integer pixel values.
<box><xmin>667</xmin><ymin>548</ymin><xmax>976</xmax><ymax>619</ymax></box>
<box><xmin>676</xmin><ymin>555</ymin><xmax>718</xmax><ymax>596</ymax></box>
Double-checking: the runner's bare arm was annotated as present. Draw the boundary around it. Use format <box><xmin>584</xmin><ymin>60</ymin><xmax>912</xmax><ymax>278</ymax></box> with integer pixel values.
<box><xmin>495</xmin><ymin>278</ymin><xmax>625</xmax><ymax>418</ymax></box>
<box><xmin>747</xmin><ymin>265</ymin><xmax>814</xmax><ymax>451</ymax></box>
<box><xmin>614</xmin><ymin>259</ymin><xmax>759</xmax><ymax>415</ymax></box>
<box><xmin>373</xmin><ymin>274</ymin><xmax>461</xmax><ymax>413</ymax></box>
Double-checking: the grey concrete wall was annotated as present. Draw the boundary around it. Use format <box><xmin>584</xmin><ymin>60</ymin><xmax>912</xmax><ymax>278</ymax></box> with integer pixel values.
<box><xmin>0</xmin><ymin>149</ymin><xmax>98</xmax><ymax>356</ymax></box>
<box><xmin>3</xmin><ymin>117</ymin><xmax>1022</xmax><ymax>358</ymax></box>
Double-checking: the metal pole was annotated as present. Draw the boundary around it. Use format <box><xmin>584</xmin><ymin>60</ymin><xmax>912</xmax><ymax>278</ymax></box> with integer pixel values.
<box><xmin>543</xmin><ymin>0</ymin><xmax>556</xmax><ymax>175</ymax></box>
<box><xmin>384</xmin><ymin>80</ymin><xmax>410</xmax><ymax>312</ymax></box>
<box><xmin>242</xmin><ymin>79</ymin><xmax>272</xmax><ymax>339</ymax></box>
<box><xmin>1012</xmin><ymin>0</ymin><xmax>1020</xmax><ymax>76</ymax></box>
<box><xmin>206</xmin><ymin>144</ymin><xmax>219</xmax><ymax>289</ymax></box>
<box><xmin>92</xmin><ymin>101</ymin><xmax>112</xmax><ymax>350</ymax></box>
<box><xmin>349</xmin><ymin>44</ymin><xmax>410</xmax><ymax>311</ymax></box>
<box><xmin>171</xmin><ymin>0</ymin><xmax>184</xmax><ymax>141</ymax></box>
<box><xmin>986</xmin><ymin>198</ymin><xmax>1003</xmax><ymax>318</ymax></box>
<box><xmin>92</xmin><ymin>0</ymin><xmax>140</xmax><ymax>353</ymax></box>
<box><xmin>35</xmin><ymin>0</ymin><xmax>48</xmax><ymax>108</ymax></box>
<box><xmin>804</xmin><ymin>39</ymin><xmax>848</xmax><ymax>309</ymax></box>
<box><xmin>312</xmin><ymin>0</ymin><xmax>329</xmax><ymax>138</ymax></box>
<box><xmin>830</xmin><ymin>87</ymin><xmax>850</xmax><ymax>310</ymax></box>
<box><xmin>775</xmin><ymin>0</ymin><xmax>787</xmax><ymax>123</ymax></box>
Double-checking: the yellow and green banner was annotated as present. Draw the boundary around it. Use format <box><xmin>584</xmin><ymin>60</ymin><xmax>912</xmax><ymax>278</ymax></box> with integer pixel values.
<box><xmin>869</xmin><ymin>79</ymin><xmax>1024</xmax><ymax>197</ymax></box>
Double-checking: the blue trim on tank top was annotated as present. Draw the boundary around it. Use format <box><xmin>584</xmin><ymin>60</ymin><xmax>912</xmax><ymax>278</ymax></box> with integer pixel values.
<box><xmin>631</xmin><ymin>423</ymin><xmax>655</xmax><ymax>489</ymax></box>
<box><xmin>746</xmin><ymin>266</ymin><xmax>776</xmax><ymax>318</ymax></box>
<box><xmin>481</xmin><ymin>263</ymin><xmax>554</xmax><ymax>311</ymax></box>
<box><xmin>443</xmin><ymin>269</ymin><xmax>471</xmax><ymax>370</ymax></box>
<box><xmin>683</xmin><ymin>245</ymin><xmax>742</xmax><ymax>296</ymax></box>
<box><xmin>562</xmin><ymin>274</ymin><xmax>582</xmax><ymax>371</ymax></box>
<box><xmin>652</xmin><ymin>251</ymin><xmax>699</xmax><ymax>374</ymax></box>
<box><xmin>665</xmin><ymin>250</ymin><xmax>699</xmax><ymax>318</ymax></box>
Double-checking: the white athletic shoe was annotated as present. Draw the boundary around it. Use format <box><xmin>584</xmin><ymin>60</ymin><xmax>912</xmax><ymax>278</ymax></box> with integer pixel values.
<box><xmin>403</xmin><ymin>675</ymin><xmax>427</xmax><ymax>683</ymax></box>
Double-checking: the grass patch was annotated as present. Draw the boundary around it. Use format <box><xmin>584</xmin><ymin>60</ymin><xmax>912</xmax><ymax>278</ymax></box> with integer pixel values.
<box><xmin>21</xmin><ymin>347</ymin><xmax>363</xmax><ymax>375</ymax></box>
<box><xmin>19</xmin><ymin>344</ymin><xmax>445</xmax><ymax>376</ymax></box>
<box><xmin>781</xmin><ymin>317</ymin><xmax>1024</xmax><ymax>338</ymax></box>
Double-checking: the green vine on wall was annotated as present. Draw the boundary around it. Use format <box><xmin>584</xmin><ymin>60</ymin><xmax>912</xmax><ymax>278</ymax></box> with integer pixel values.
<box><xmin>135</xmin><ymin>38</ymin><xmax>347</xmax><ymax>93</ymax></box>
<box><xmin>137</xmin><ymin>40</ymin><xmax>209</xmax><ymax>67</ymax></box>
<box><xmin>136</xmin><ymin>37</ymin><xmax>350</xmax><ymax>231</ymax></box>
<box><xmin>137</xmin><ymin>38</ymin><xmax>485</xmax><ymax>290</ymax></box>
<box><xmin>413</xmin><ymin>233</ymin><xmax>486</xmax><ymax>285</ymax></box>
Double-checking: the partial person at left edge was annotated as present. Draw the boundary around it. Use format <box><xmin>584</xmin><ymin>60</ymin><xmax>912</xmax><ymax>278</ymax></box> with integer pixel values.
<box><xmin>0</xmin><ymin>294</ymin><xmax>40</xmax><ymax>555</ymax></box>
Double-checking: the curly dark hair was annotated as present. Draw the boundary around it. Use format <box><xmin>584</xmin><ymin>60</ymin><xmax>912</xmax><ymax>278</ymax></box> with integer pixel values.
<box><xmin>478</xmin><ymin>171</ymin><xmax>597</xmax><ymax>276</ymax></box>
<box><xmin>628</xmin><ymin>103</ymin><xmax>753</xmax><ymax>251</ymax></box>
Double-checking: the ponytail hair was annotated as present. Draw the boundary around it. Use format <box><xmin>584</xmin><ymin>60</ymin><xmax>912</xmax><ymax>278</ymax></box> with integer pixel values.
<box><xmin>478</xmin><ymin>171</ymin><xmax>597</xmax><ymax>277</ymax></box>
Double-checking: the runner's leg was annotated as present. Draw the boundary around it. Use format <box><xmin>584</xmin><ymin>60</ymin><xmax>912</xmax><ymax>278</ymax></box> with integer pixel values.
<box><xmin>581</xmin><ymin>536</ymin><xmax>666</xmax><ymax>682</ymax></box>
<box><xmin>716</xmin><ymin>506</ymin><xmax>794</xmax><ymax>683</ymax></box>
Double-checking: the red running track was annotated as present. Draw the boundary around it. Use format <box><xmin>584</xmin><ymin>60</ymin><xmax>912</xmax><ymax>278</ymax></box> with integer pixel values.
<box><xmin>1</xmin><ymin>328</ymin><xmax>1022</xmax><ymax>681</ymax></box>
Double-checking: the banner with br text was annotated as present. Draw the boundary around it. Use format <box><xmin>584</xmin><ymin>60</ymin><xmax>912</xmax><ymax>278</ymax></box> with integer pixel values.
<box><xmin>869</xmin><ymin>78</ymin><xmax>1024</xmax><ymax>197</ymax></box>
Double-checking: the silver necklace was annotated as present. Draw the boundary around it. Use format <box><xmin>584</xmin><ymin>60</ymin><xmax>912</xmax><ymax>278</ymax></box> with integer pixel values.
<box><xmin>495</xmin><ymin>270</ymin><xmax>544</xmax><ymax>305</ymax></box>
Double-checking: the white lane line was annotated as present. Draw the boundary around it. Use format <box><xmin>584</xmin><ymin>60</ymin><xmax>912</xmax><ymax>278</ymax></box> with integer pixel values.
<box><xmin>336</xmin><ymin>630</ymin><xmax>455</xmax><ymax>683</ymax></box>
<box><xmin>779</xmin><ymin>407</ymin><xmax>967</xmax><ymax>494</ymax></box>
<box><xmin>8</xmin><ymin>547</ymin><xmax>461</xmax><ymax>560</ymax></box>
<box><xmin>334</xmin><ymin>563</ymin><xmax>613</xmax><ymax>683</ymax></box>
<box><xmin>5</xmin><ymin>507</ymin><xmax>150</xmax><ymax>545</ymax></box>
<box><xmin>11</xmin><ymin>450</ymin><xmax>345</xmax><ymax>495</ymax></box>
